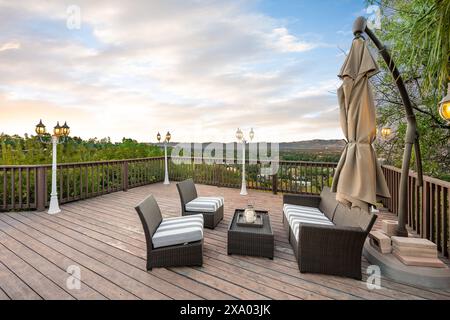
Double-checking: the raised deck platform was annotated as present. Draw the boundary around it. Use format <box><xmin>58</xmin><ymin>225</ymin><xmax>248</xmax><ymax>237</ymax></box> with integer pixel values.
<box><xmin>0</xmin><ymin>183</ymin><xmax>449</xmax><ymax>300</ymax></box>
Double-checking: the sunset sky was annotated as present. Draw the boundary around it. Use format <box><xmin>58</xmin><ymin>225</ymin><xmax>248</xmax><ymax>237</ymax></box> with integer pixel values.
<box><xmin>0</xmin><ymin>0</ymin><xmax>369</xmax><ymax>142</ymax></box>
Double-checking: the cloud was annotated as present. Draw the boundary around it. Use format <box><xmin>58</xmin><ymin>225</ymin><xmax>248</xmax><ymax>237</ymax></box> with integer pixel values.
<box><xmin>0</xmin><ymin>0</ymin><xmax>342</xmax><ymax>142</ymax></box>
<box><xmin>269</xmin><ymin>28</ymin><xmax>318</xmax><ymax>52</ymax></box>
<box><xmin>0</xmin><ymin>40</ymin><xmax>20</xmax><ymax>52</ymax></box>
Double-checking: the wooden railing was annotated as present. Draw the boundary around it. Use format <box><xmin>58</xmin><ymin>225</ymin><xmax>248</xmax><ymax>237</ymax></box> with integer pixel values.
<box><xmin>0</xmin><ymin>157</ymin><xmax>165</xmax><ymax>212</ymax></box>
<box><xmin>169</xmin><ymin>157</ymin><xmax>337</xmax><ymax>195</ymax></box>
<box><xmin>381</xmin><ymin>165</ymin><xmax>450</xmax><ymax>257</ymax></box>
<box><xmin>0</xmin><ymin>157</ymin><xmax>337</xmax><ymax>212</ymax></box>
<box><xmin>1</xmin><ymin>157</ymin><xmax>449</xmax><ymax>257</ymax></box>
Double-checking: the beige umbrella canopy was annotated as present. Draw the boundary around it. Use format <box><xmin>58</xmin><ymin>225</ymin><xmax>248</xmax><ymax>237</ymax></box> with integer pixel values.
<box><xmin>331</xmin><ymin>36</ymin><xmax>390</xmax><ymax>212</ymax></box>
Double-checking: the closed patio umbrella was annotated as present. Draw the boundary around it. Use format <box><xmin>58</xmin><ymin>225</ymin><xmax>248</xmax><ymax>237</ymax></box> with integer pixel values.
<box><xmin>331</xmin><ymin>35</ymin><xmax>390</xmax><ymax>212</ymax></box>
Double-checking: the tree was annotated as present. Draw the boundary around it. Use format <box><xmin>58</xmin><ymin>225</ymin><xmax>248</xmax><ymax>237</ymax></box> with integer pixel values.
<box><xmin>0</xmin><ymin>133</ymin><xmax>164</xmax><ymax>165</ymax></box>
<box><xmin>368</xmin><ymin>0</ymin><xmax>450</xmax><ymax>180</ymax></box>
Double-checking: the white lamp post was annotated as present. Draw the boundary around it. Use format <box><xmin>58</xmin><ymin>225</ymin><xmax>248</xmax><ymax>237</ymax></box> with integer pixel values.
<box><xmin>236</xmin><ymin>128</ymin><xmax>254</xmax><ymax>196</ymax></box>
<box><xmin>157</xmin><ymin>131</ymin><xmax>171</xmax><ymax>185</ymax></box>
<box><xmin>35</xmin><ymin>120</ymin><xmax>70</xmax><ymax>214</ymax></box>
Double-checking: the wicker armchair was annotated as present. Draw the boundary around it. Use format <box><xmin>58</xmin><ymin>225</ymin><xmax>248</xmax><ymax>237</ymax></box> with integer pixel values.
<box><xmin>283</xmin><ymin>187</ymin><xmax>377</xmax><ymax>280</ymax></box>
<box><xmin>135</xmin><ymin>195</ymin><xmax>203</xmax><ymax>270</ymax></box>
<box><xmin>176</xmin><ymin>179</ymin><xmax>224</xmax><ymax>229</ymax></box>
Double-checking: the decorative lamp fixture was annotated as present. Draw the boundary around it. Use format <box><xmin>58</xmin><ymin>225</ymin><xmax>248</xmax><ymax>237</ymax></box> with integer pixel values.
<box><xmin>439</xmin><ymin>83</ymin><xmax>450</xmax><ymax>122</ymax></box>
<box><xmin>381</xmin><ymin>127</ymin><xmax>392</xmax><ymax>139</ymax></box>
<box><xmin>235</xmin><ymin>128</ymin><xmax>243</xmax><ymax>142</ymax></box>
<box><xmin>62</xmin><ymin>122</ymin><xmax>70</xmax><ymax>137</ymax></box>
<box><xmin>53</xmin><ymin>122</ymin><xmax>63</xmax><ymax>137</ymax></box>
<box><xmin>35</xmin><ymin>119</ymin><xmax>46</xmax><ymax>136</ymax></box>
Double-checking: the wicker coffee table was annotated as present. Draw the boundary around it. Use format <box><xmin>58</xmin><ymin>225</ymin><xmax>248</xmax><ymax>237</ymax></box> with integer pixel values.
<box><xmin>227</xmin><ymin>209</ymin><xmax>274</xmax><ymax>259</ymax></box>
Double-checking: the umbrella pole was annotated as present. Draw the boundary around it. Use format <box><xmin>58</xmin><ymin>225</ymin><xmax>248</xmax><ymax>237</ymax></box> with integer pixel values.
<box><xmin>353</xmin><ymin>17</ymin><xmax>424</xmax><ymax>237</ymax></box>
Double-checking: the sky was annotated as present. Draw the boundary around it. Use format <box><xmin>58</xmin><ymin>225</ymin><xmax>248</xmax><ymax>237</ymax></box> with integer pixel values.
<box><xmin>0</xmin><ymin>0</ymin><xmax>371</xmax><ymax>143</ymax></box>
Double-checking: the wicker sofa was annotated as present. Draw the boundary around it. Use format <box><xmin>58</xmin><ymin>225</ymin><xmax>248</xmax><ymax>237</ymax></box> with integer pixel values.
<box><xmin>176</xmin><ymin>179</ymin><xmax>224</xmax><ymax>229</ymax></box>
<box><xmin>282</xmin><ymin>187</ymin><xmax>377</xmax><ymax>280</ymax></box>
<box><xmin>135</xmin><ymin>194</ymin><xmax>204</xmax><ymax>270</ymax></box>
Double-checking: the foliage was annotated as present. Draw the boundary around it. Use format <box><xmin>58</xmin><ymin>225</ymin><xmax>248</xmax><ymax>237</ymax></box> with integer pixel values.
<box><xmin>368</xmin><ymin>0</ymin><xmax>450</xmax><ymax>181</ymax></box>
<box><xmin>0</xmin><ymin>133</ymin><xmax>163</xmax><ymax>165</ymax></box>
<box><xmin>281</xmin><ymin>151</ymin><xmax>341</xmax><ymax>163</ymax></box>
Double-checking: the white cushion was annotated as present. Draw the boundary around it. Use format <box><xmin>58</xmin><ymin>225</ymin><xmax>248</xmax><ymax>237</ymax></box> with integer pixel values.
<box><xmin>185</xmin><ymin>196</ymin><xmax>224</xmax><ymax>213</ymax></box>
<box><xmin>152</xmin><ymin>214</ymin><xmax>204</xmax><ymax>248</ymax></box>
<box><xmin>283</xmin><ymin>204</ymin><xmax>334</xmax><ymax>242</ymax></box>
<box><xmin>289</xmin><ymin>218</ymin><xmax>334</xmax><ymax>242</ymax></box>
<box><xmin>283</xmin><ymin>204</ymin><xmax>324</xmax><ymax>221</ymax></box>
<box><xmin>283</xmin><ymin>204</ymin><xmax>321</xmax><ymax>213</ymax></box>
<box><xmin>287</xmin><ymin>212</ymin><xmax>329</xmax><ymax>225</ymax></box>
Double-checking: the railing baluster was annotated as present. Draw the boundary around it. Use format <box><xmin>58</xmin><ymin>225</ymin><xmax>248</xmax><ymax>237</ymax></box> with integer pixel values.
<box><xmin>11</xmin><ymin>168</ymin><xmax>15</xmax><ymax>210</ymax></box>
<box><xmin>415</xmin><ymin>178</ymin><xmax>421</xmax><ymax>236</ymax></box>
<box><xmin>107</xmin><ymin>163</ymin><xmax>110</xmax><ymax>192</ymax></box>
<box><xmin>26</xmin><ymin>168</ymin><xmax>30</xmax><ymax>208</ymax></box>
<box><xmin>36</xmin><ymin>166</ymin><xmax>46</xmax><ymax>211</ymax></box>
<box><xmin>59</xmin><ymin>166</ymin><xmax>63</xmax><ymax>203</ymax></box>
<box><xmin>102</xmin><ymin>163</ymin><xmax>105</xmax><ymax>194</ymax></box>
<box><xmin>2</xmin><ymin>168</ymin><xmax>6</xmax><ymax>210</ymax></box>
<box><xmin>437</xmin><ymin>185</ymin><xmax>442</xmax><ymax>253</ymax></box>
<box><xmin>91</xmin><ymin>165</ymin><xmax>95</xmax><ymax>196</ymax></box>
<box><xmin>66</xmin><ymin>166</ymin><xmax>70</xmax><ymax>200</ymax></box>
<box><xmin>18</xmin><ymin>168</ymin><xmax>22</xmax><ymax>209</ymax></box>
<box><xmin>444</xmin><ymin>188</ymin><xmax>449</xmax><ymax>257</ymax></box>
<box><xmin>85</xmin><ymin>166</ymin><xmax>89</xmax><ymax>197</ymax></box>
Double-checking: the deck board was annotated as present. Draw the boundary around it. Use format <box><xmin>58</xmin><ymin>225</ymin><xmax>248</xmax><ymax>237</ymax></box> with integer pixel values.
<box><xmin>0</xmin><ymin>182</ymin><xmax>449</xmax><ymax>300</ymax></box>
<box><xmin>0</xmin><ymin>260</ymin><xmax>41</xmax><ymax>300</ymax></box>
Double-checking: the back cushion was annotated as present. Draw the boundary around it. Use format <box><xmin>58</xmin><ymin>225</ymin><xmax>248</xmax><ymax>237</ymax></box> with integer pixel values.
<box><xmin>333</xmin><ymin>203</ymin><xmax>359</xmax><ymax>228</ymax></box>
<box><xmin>319</xmin><ymin>187</ymin><xmax>339</xmax><ymax>221</ymax></box>
<box><xmin>352</xmin><ymin>207</ymin><xmax>376</xmax><ymax>232</ymax></box>
<box><xmin>333</xmin><ymin>204</ymin><xmax>376</xmax><ymax>232</ymax></box>
<box><xmin>135</xmin><ymin>195</ymin><xmax>163</xmax><ymax>238</ymax></box>
<box><xmin>177</xmin><ymin>179</ymin><xmax>198</xmax><ymax>205</ymax></box>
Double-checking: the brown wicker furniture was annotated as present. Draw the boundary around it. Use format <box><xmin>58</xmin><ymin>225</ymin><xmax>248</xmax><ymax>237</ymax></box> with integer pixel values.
<box><xmin>283</xmin><ymin>187</ymin><xmax>377</xmax><ymax>280</ymax></box>
<box><xmin>176</xmin><ymin>179</ymin><xmax>224</xmax><ymax>229</ymax></box>
<box><xmin>228</xmin><ymin>209</ymin><xmax>274</xmax><ymax>259</ymax></box>
<box><xmin>135</xmin><ymin>195</ymin><xmax>203</xmax><ymax>270</ymax></box>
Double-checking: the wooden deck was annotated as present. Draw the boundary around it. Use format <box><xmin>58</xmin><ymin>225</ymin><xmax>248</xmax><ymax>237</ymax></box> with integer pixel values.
<box><xmin>0</xmin><ymin>183</ymin><xmax>449</xmax><ymax>300</ymax></box>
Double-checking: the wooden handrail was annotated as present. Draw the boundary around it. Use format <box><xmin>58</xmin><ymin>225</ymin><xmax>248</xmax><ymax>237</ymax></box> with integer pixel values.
<box><xmin>0</xmin><ymin>156</ymin><xmax>166</xmax><ymax>168</ymax></box>
<box><xmin>382</xmin><ymin>165</ymin><xmax>450</xmax><ymax>188</ymax></box>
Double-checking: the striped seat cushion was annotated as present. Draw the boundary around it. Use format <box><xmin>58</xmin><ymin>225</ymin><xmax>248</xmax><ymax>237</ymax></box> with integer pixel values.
<box><xmin>283</xmin><ymin>204</ymin><xmax>324</xmax><ymax>221</ymax></box>
<box><xmin>283</xmin><ymin>204</ymin><xmax>334</xmax><ymax>241</ymax></box>
<box><xmin>292</xmin><ymin>218</ymin><xmax>334</xmax><ymax>241</ymax></box>
<box><xmin>287</xmin><ymin>212</ymin><xmax>330</xmax><ymax>225</ymax></box>
<box><xmin>152</xmin><ymin>214</ymin><xmax>204</xmax><ymax>248</ymax></box>
<box><xmin>185</xmin><ymin>197</ymin><xmax>224</xmax><ymax>213</ymax></box>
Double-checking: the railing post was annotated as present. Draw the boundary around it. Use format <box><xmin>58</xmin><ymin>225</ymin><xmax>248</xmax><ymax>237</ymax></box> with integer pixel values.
<box><xmin>272</xmin><ymin>174</ymin><xmax>278</xmax><ymax>195</ymax></box>
<box><xmin>36</xmin><ymin>166</ymin><xmax>46</xmax><ymax>212</ymax></box>
<box><xmin>122</xmin><ymin>161</ymin><xmax>129</xmax><ymax>192</ymax></box>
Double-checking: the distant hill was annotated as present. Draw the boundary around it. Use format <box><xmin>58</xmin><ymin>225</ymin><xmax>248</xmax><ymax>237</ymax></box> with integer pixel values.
<box><xmin>279</xmin><ymin>140</ymin><xmax>345</xmax><ymax>152</ymax></box>
<box><xmin>151</xmin><ymin>139</ymin><xmax>346</xmax><ymax>153</ymax></box>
